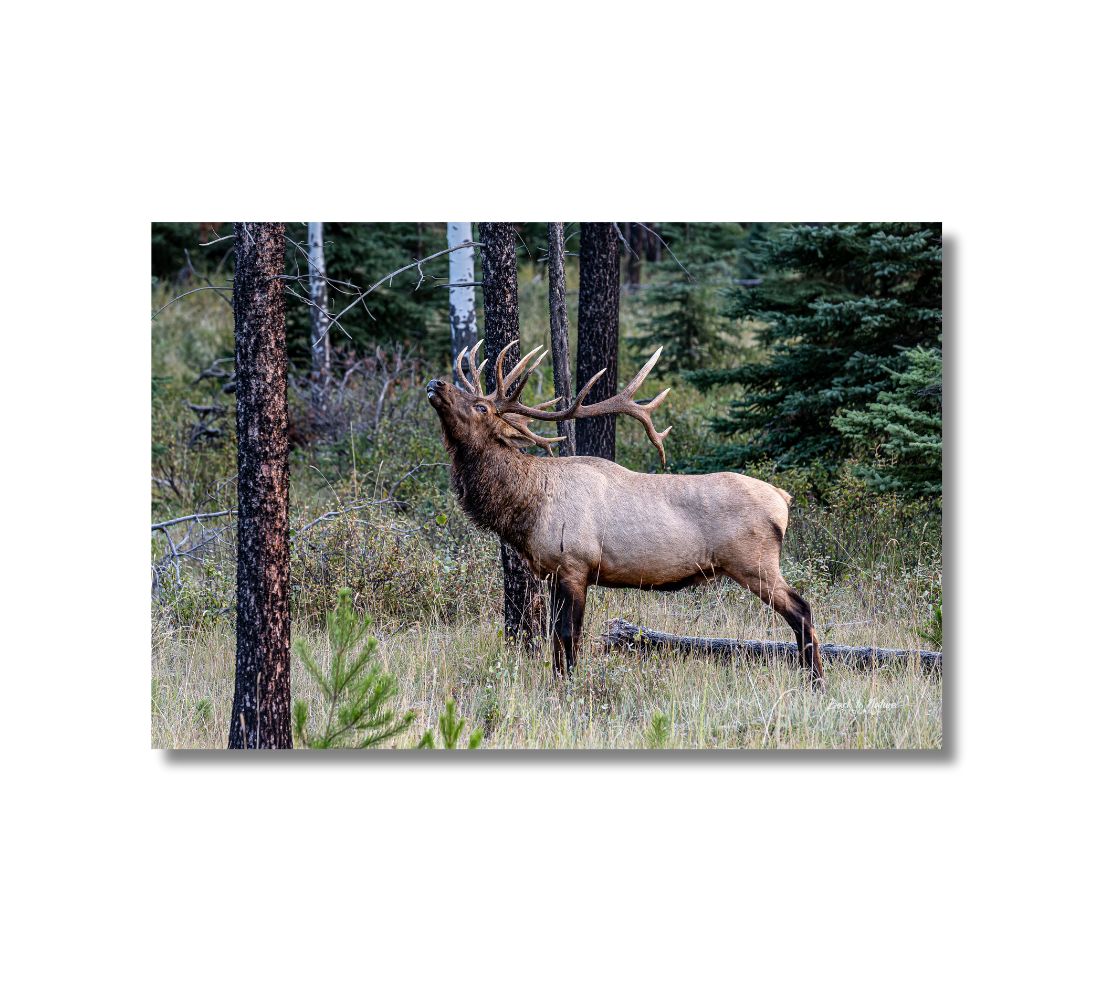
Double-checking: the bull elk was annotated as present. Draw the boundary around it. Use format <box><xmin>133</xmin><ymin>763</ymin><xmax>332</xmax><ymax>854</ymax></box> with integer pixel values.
<box><xmin>426</xmin><ymin>341</ymin><xmax>824</xmax><ymax>688</ymax></box>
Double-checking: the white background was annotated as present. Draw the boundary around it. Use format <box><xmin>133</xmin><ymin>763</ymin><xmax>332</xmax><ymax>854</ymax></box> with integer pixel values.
<box><xmin>3</xmin><ymin>1</ymin><xmax>1117</xmax><ymax>996</ymax></box>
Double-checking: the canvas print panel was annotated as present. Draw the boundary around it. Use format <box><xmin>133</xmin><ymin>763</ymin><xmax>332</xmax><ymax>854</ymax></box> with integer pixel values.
<box><xmin>151</xmin><ymin>223</ymin><xmax>943</xmax><ymax>750</ymax></box>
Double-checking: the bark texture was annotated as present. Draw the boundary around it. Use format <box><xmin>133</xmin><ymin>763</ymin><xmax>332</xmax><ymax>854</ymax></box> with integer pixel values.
<box><xmin>546</xmin><ymin>222</ymin><xmax>575</xmax><ymax>457</ymax></box>
<box><xmin>575</xmin><ymin>223</ymin><xmax>621</xmax><ymax>460</ymax></box>
<box><xmin>307</xmin><ymin>222</ymin><xmax>330</xmax><ymax>405</ymax></box>
<box><xmin>477</xmin><ymin>222</ymin><xmax>546</xmax><ymax>642</ymax></box>
<box><xmin>447</xmin><ymin>222</ymin><xmax>479</xmax><ymax>384</ymax></box>
<box><xmin>229</xmin><ymin>222</ymin><xmax>292</xmax><ymax>749</ymax></box>
<box><xmin>602</xmin><ymin>619</ymin><xmax>943</xmax><ymax>674</ymax></box>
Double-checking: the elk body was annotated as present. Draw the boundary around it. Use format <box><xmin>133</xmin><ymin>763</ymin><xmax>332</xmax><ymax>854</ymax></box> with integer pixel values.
<box><xmin>427</xmin><ymin>342</ymin><xmax>824</xmax><ymax>688</ymax></box>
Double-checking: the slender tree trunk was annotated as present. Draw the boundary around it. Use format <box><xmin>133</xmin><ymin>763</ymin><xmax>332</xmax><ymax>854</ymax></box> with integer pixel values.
<box><xmin>575</xmin><ymin>223</ymin><xmax>621</xmax><ymax>460</ymax></box>
<box><xmin>447</xmin><ymin>222</ymin><xmax>479</xmax><ymax>384</ymax></box>
<box><xmin>229</xmin><ymin>222</ymin><xmax>292</xmax><ymax>750</ymax></box>
<box><xmin>477</xmin><ymin>223</ymin><xmax>546</xmax><ymax>643</ymax></box>
<box><xmin>546</xmin><ymin>223</ymin><xmax>575</xmax><ymax>457</ymax></box>
<box><xmin>625</xmin><ymin>223</ymin><xmax>643</xmax><ymax>289</ymax></box>
<box><xmin>308</xmin><ymin>222</ymin><xmax>330</xmax><ymax>409</ymax></box>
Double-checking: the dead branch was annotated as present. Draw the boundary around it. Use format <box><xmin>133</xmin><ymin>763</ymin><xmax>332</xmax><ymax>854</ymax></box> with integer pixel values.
<box><xmin>151</xmin><ymin>285</ymin><xmax>234</xmax><ymax>319</ymax></box>
<box><xmin>601</xmin><ymin>618</ymin><xmax>942</xmax><ymax>674</ymax></box>
<box><xmin>631</xmin><ymin>223</ymin><xmax>693</xmax><ymax>281</ymax></box>
<box><xmin>325</xmin><ymin>240</ymin><xmax>481</xmax><ymax>336</ymax></box>
<box><xmin>151</xmin><ymin>509</ymin><xmax>237</xmax><ymax>531</ymax></box>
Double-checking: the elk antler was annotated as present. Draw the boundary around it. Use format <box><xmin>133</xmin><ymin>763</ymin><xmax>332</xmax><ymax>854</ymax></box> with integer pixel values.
<box><xmin>454</xmin><ymin>341</ymin><xmax>488</xmax><ymax>393</ymax></box>
<box><xmin>490</xmin><ymin>341</ymin><xmax>673</xmax><ymax>466</ymax></box>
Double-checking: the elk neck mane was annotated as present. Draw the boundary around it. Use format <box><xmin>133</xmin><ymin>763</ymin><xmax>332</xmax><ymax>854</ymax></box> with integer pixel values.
<box><xmin>446</xmin><ymin>435</ymin><xmax>544</xmax><ymax>550</ymax></box>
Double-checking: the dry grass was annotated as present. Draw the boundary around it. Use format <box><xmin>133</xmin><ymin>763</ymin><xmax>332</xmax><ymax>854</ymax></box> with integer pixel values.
<box><xmin>152</xmin><ymin>575</ymin><xmax>941</xmax><ymax>750</ymax></box>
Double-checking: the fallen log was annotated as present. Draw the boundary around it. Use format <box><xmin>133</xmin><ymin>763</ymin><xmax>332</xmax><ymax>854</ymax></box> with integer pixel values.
<box><xmin>601</xmin><ymin>618</ymin><xmax>942</xmax><ymax>675</ymax></box>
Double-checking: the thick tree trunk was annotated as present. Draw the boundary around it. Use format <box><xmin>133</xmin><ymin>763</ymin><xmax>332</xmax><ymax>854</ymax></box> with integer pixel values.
<box><xmin>602</xmin><ymin>619</ymin><xmax>943</xmax><ymax>674</ymax></box>
<box><xmin>447</xmin><ymin>222</ymin><xmax>479</xmax><ymax>385</ymax></box>
<box><xmin>546</xmin><ymin>222</ymin><xmax>575</xmax><ymax>457</ymax></box>
<box><xmin>307</xmin><ymin>222</ymin><xmax>330</xmax><ymax>408</ymax></box>
<box><xmin>477</xmin><ymin>222</ymin><xmax>546</xmax><ymax>643</ymax></box>
<box><xmin>229</xmin><ymin>222</ymin><xmax>292</xmax><ymax>750</ymax></box>
<box><xmin>575</xmin><ymin>223</ymin><xmax>621</xmax><ymax>460</ymax></box>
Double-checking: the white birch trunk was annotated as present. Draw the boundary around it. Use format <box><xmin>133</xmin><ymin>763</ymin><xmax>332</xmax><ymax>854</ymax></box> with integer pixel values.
<box><xmin>447</xmin><ymin>222</ymin><xmax>478</xmax><ymax>385</ymax></box>
<box><xmin>308</xmin><ymin>222</ymin><xmax>330</xmax><ymax>399</ymax></box>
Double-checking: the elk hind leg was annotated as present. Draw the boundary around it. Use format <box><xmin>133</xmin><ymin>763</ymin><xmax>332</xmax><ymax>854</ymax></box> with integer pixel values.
<box><xmin>728</xmin><ymin>566</ymin><xmax>824</xmax><ymax>690</ymax></box>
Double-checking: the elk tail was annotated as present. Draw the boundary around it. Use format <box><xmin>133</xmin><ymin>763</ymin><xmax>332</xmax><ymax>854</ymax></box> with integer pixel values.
<box><xmin>774</xmin><ymin>486</ymin><xmax>793</xmax><ymax>507</ymax></box>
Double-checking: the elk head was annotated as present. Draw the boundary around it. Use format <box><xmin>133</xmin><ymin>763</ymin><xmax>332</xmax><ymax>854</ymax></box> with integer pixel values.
<box><xmin>426</xmin><ymin>340</ymin><xmax>673</xmax><ymax>464</ymax></box>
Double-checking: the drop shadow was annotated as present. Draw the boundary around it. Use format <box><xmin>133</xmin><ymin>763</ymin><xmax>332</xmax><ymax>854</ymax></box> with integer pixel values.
<box><xmin>161</xmin><ymin>745</ymin><xmax>947</xmax><ymax>767</ymax></box>
<box><xmin>940</xmin><ymin>230</ymin><xmax>957</xmax><ymax>760</ymax></box>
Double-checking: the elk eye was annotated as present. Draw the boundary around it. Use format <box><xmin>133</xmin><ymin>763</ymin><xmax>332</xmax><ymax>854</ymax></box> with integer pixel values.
<box><xmin>474</xmin><ymin>403</ymin><xmax>488</xmax><ymax>414</ymax></box>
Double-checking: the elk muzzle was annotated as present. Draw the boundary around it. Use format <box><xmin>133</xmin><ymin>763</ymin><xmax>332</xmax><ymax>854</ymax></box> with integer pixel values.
<box><xmin>427</xmin><ymin>379</ymin><xmax>450</xmax><ymax>407</ymax></box>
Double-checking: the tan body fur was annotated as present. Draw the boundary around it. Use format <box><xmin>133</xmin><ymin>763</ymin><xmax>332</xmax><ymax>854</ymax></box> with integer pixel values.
<box><xmin>527</xmin><ymin>457</ymin><xmax>790</xmax><ymax>590</ymax></box>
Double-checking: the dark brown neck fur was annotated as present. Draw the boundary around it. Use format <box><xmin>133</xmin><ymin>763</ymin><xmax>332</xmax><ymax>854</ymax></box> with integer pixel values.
<box><xmin>446</xmin><ymin>437</ymin><xmax>544</xmax><ymax>550</ymax></box>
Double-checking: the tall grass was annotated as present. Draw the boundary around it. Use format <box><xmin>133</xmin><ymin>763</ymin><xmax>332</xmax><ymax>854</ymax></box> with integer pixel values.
<box><xmin>153</xmin><ymin>580</ymin><xmax>941</xmax><ymax>750</ymax></box>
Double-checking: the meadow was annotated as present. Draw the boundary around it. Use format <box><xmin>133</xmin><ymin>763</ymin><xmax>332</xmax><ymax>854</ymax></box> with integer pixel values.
<box><xmin>151</xmin><ymin>268</ymin><xmax>943</xmax><ymax>750</ymax></box>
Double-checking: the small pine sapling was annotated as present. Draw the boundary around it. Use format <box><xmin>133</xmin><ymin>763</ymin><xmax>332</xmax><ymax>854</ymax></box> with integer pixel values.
<box><xmin>644</xmin><ymin>711</ymin><xmax>671</xmax><ymax>749</ymax></box>
<box><xmin>418</xmin><ymin>699</ymin><xmax>483</xmax><ymax>749</ymax></box>
<box><xmin>292</xmin><ymin>588</ymin><xmax>416</xmax><ymax>749</ymax></box>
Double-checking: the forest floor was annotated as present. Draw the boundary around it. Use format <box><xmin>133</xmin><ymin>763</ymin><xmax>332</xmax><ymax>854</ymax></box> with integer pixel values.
<box><xmin>150</xmin><ymin>269</ymin><xmax>942</xmax><ymax>751</ymax></box>
<box><xmin>153</xmin><ymin>585</ymin><xmax>941</xmax><ymax>750</ymax></box>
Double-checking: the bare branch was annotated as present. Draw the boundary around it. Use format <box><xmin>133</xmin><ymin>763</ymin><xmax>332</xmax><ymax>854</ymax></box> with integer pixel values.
<box><xmin>151</xmin><ymin>509</ymin><xmax>237</xmax><ymax>531</ymax></box>
<box><xmin>632</xmin><ymin>223</ymin><xmax>693</xmax><ymax>282</ymax></box>
<box><xmin>151</xmin><ymin>286</ymin><xmax>234</xmax><ymax>320</ymax></box>
<box><xmin>326</xmin><ymin>241</ymin><xmax>481</xmax><ymax>336</ymax></box>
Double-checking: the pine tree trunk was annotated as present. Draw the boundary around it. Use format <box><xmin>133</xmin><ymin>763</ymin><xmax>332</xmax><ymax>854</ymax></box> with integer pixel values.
<box><xmin>229</xmin><ymin>222</ymin><xmax>292</xmax><ymax>750</ymax></box>
<box><xmin>546</xmin><ymin>223</ymin><xmax>575</xmax><ymax>457</ymax></box>
<box><xmin>477</xmin><ymin>222</ymin><xmax>546</xmax><ymax>643</ymax></box>
<box><xmin>575</xmin><ymin>223</ymin><xmax>621</xmax><ymax>460</ymax></box>
<box><xmin>307</xmin><ymin>222</ymin><xmax>330</xmax><ymax>409</ymax></box>
<box><xmin>447</xmin><ymin>222</ymin><xmax>479</xmax><ymax>384</ymax></box>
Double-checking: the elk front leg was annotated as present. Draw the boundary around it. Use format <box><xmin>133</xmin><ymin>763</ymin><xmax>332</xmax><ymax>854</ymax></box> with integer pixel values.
<box><xmin>549</xmin><ymin>569</ymin><xmax>587</xmax><ymax>679</ymax></box>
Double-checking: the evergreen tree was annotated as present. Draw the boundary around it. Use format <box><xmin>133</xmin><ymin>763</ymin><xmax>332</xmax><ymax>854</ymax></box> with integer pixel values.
<box><xmin>632</xmin><ymin>264</ymin><xmax>733</xmax><ymax>371</ymax></box>
<box><xmin>833</xmin><ymin>346</ymin><xmax>942</xmax><ymax>497</ymax></box>
<box><xmin>631</xmin><ymin>223</ymin><xmax>748</xmax><ymax>371</ymax></box>
<box><xmin>690</xmin><ymin>223</ymin><xmax>941</xmax><ymax>477</ymax></box>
